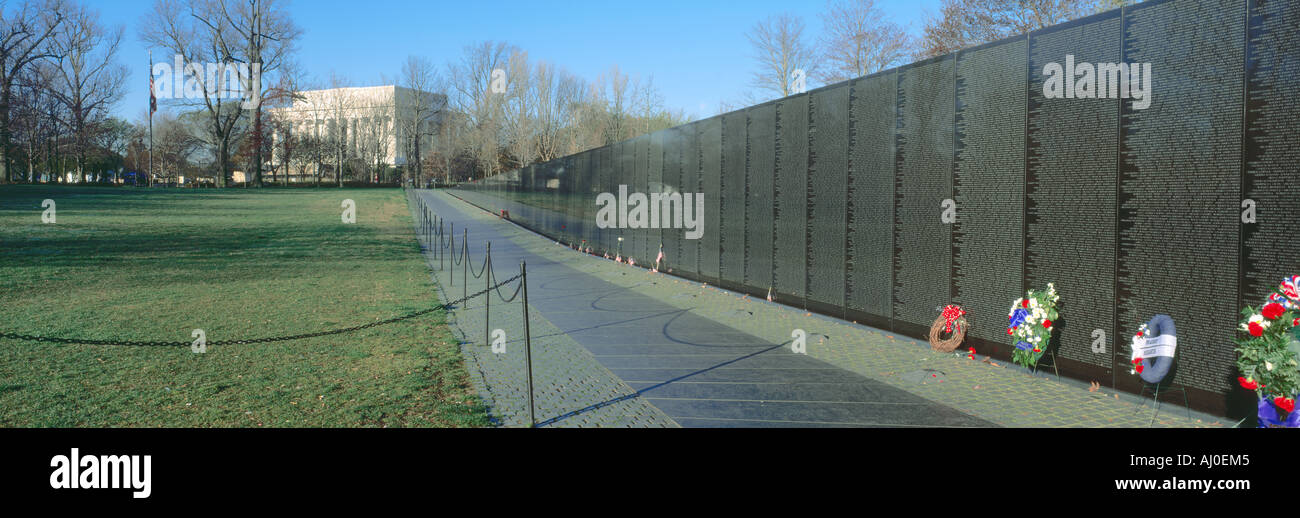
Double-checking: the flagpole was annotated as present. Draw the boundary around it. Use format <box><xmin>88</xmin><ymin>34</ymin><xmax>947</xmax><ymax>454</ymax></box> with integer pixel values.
<box><xmin>148</xmin><ymin>50</ymin><xmax>154</xmax><ymax>188</ymax></box>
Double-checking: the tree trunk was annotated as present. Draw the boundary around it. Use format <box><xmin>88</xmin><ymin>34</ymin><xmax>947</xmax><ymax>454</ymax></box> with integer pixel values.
<box><xmin>27</xmin><ymin>138</ymin><xmax>35</xmax><ymax>182</ymax></box>
<box><xmin>0</xmin><ymin>87</ymin><xmax>10</xmax><ymax>184</ymax></box>
<box><xmin>218</xmin><ymin>138</ymin><xmax>230</xmax><ymax>188</ymax></box>
<box><xmin>252</xmin><ymin>107</ymin><xmax>264</xmax><ymax>187</ymax></box>
<box><xmin>413</xmin><ymin>127</ymin><xmax>422</xmax><ymax>188</ymax></box>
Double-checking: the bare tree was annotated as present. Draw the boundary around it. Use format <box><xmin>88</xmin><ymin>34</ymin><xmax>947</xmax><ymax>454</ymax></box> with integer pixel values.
<box><xmin>632</xmin><ymin>75</ymin><xmax>667</xmax><ymax>136</ymax></box>
<box><xmin>0</xmin><ymin>0</ymin><xmax>63</xmax><ymax>183</ymax></box>
<box><xmin>447</xmin><ymin>41</ymin><xmax>510</xmax><ymax>179</ymax></box>
<box><xmin>351</xmin><ymin>94</ymin><xmax>393</xmax><ymax>183</ymax></box>
<box><xmin>747</xmin><ymin>13</ymin><xmax>819</xmax><ymax>100</ymax></box>
<box><xmin>570</xmin><ymin>82</ymin><xmax>608</xmax><ymax>151</ymax></box>
<box><xmin>263</xmin><ymin>59</ymin><xmax>300</xmax><ymax>185</ymax></box>
<box><xmin>91</xmin><ymin>116</ymin><xmax>134</xmax><ymax>180</ymax></box>
<box><xmin>427</xmin><ymin>105</ymin><xmax>462</xmax><ymax>184</ymax></box>
<box><xmin>321</xmin><ymin>73</ymin><xmax>357</xmax><ymax>187</ymax></box>
<box><xmin>11</xmin><ymin>60</ymin><xmax>58</xmax><ymax>181</ymax></box>
<box><xmin>595</xmin><ymin>64</ymin><xmax>634</xmax><ymax>145</ymax></box>
<box><xmin>152</xmin><ymin>109</ymin><xmax>203</xmax><ymax>184</ymax></box>
<box><xmin>818</xmin><ymin>0</ymin><xmax>912</xmax><ymax>82</ymax></box>
<box><xmin>46</xmin><ymin>1</ymin><xmax>126</xmax><ymax>183</ymax></box>
<box><xmin>532</xmin><ymin>62</ymin><xmax>581</xmax><ymax>162</ymax></box>
<box><xmin>292</xmin><ymin>121</ymin><xmax>326</xmax><ymax>186</ymax></box>
<box><xmin>918</xmin><ymin>0</ymin><xmax>1101</xmax><ymax>58</ymax></box>
<box><xmin>288</xmin><ymin>78</ymin><xmax>329</xmax><ymax>186</ymax></box>
<box><xmin>140</xmin><ymin>0</ymin><xmax>241</xmax><ymax>187</ymax></box>
<box><xmin>501</xmin><ymin>47</ymin><xmax>535</xmax><ymax>170</ymax></box>
<box><xmin>398</xmin><ymin>55</ymin><xmax>443</xmax><ymax>187</ymax></box>
<box><xmin>138</xmin><ymin>0</ymin><xmax>297</xmax><ymax>188</ymax></box>
<box><xmin>432</xmin><ymin>43</ymin><xmax>694</xmax><ymax>179</ymax></box>
<box><xmin>215</xmin><ymin>0</ymin><xmax>299</xmax><ymax>187</ymax></box>
<box><xmin>285</xmin><ymin>127</ymin><xmax>319</xmax><ymax>184</ymax></box>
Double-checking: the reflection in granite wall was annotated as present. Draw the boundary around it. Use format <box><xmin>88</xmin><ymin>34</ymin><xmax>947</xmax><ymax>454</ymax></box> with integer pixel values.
<box><xmin>661</xmin><ymin>128</ymin><xmax>683</xmax><ymax>274</ymax></box>
<box><xmin>808</xmin><ymin>85</ymin><xmax>850</xmax><ymax>312</ymax></box>
<box><xmin>847</xmin><ymin>72</ymin><xmax>897</xmax><ymax>322</ymax></box>
<box><xmin>775</xmin><ymin>95</ymin><xmax>809</xmax><ymax>302</ymax></box>
<box><xmin>721</xmin><ymin>112</ymin><xmax>748</xmax><ymax>286</ymax></box>
<box><xmin>631</xmin><ymin>135</ymin><xmax>648</xmax><ymax>263</ymax></box>
<box><xmin>1026</xmin><ymin>12</ymin><xmax>1122</xmax><ymax>371</ymax></box>
<box><xmin>954</xmin><ymin>39</ymin><xmax>1027</xmax><ymax>345</ymax></box>
<box><xmin>679</xmin><ymin>122</ymin><xmax>701</xmax><ymax>277</ymax></box>
<box><xmin>894</xmin><ymin>56</ymin><xmax>954</xmax><ymax>328</ymax></box>
<box><xmin>1243</xmin><ymin>0</ymin><xmax>1300</xmax><ymax>319</ymax></box>
<box><xmin>649</xmin><ymin>131</ymin><xmax>665</xmax><ymax>269</ymax></box>
<box><xmin>1118</xmin><ymin>0</ymin><xmax>1244</xmax><ymax>394</ymax></box>
<box><xmin>745</xmin><ymin>104</ymin><xmax>777</xmax><ymax>290</ymax></box>
<box><xmin>699</xmin><ymin>118</ymin><xmax>723</xmax><ymax>282</ymax></box>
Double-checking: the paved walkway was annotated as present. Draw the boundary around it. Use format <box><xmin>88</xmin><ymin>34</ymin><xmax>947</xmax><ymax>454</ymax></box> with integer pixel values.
<box><xmin>414</xmin><ymin>189</ymin><xmax>1227</xmax><ymax>428</ymax></box>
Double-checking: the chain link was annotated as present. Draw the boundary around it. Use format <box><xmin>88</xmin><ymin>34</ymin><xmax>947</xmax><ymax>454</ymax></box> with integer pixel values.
<box><xmin>469</xmin><ymin>250</ymin><xmax>489</xmax><ymax>279</ymax></box>
<box><xmin>0</xmin><ymin>273</ymin><xmax>522</xmax><ymax>348</ymax></box>
<box><xmin>490</xmin><ymin>263</ymin><xmax>525</xmax><ymax>303</ymax></box>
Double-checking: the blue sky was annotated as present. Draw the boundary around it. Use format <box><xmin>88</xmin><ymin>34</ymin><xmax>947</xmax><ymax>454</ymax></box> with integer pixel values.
<box><xmin>92</xmin><ymin>0</ymin><xmax>943</xmax><ymax>122</ymax></box>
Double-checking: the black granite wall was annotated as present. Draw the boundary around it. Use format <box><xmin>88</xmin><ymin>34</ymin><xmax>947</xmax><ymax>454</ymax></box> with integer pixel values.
<box><xmin>454</xmin><ymin>0</ymin><xmax>1298</xmax><ymax>416</ymax></box>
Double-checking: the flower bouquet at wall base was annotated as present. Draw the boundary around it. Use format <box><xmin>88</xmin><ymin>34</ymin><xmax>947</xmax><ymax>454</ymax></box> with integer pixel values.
<box><xmin>1235</xmin><ymin>276</ymin><xmax>1300</xmax><ymax>428</ymax></box>
<box><xmin>1127</xmin><ymin>323</ymin><xmax>1152</xmax><ymax>377</ymax></box>
<box><xmin>1007</xmin><ymin>283</ymin><xmax>1059</xmax><ymax>370</ymax></box>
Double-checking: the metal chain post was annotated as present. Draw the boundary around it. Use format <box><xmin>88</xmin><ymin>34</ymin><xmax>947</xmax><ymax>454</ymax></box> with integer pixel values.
<box><xmin>521</xmin><ymin>261</ymin><xmax>535</xmax><ymax>428</ymax></box>
<box><xmin>449</xmin><ymin>222</ymin><xmax>455</xmax><ymax>286</ymax></box>
<box><xmin>462</xmin><ymin>229</ymin><xmax>468</xmax><ymax>307</ymax></box>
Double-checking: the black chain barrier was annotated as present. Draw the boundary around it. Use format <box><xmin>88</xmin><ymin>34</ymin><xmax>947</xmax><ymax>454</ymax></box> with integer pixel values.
<box><xmin>411</xmin><ymin>188</ymin><xmax>537</xmax><ymax>426</ymax></box>
<box><xmin>2</xmin><ymin>188</ymin><xmax>523</xmax><ymax>348</ymax></box>
<box><xmin>414</xmin><ymin>190</ymin><xmax>528</xmax><ymax>305</ymax></box>
<box><xmin>0</xmin><ymin>272</ymin><xmax>521</xmax><ymax>348</ymax></box>
<box><xmin>488</xmin><ymin>257</ymin><xmax>525</xmax><ymax>303</ymax></box>
<box><xmin>468</xmin><ymin>245</ymin><xmax>489</xmax><ymax>279</ymax></box>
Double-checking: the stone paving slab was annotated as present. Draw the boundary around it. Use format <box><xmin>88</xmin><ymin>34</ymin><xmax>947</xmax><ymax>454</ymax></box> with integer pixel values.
<box><xmin>670</xmin><ymin>418</ymin><xmax>885</xmax><ymax>428</ymax></box>
<box><xmin>622</xmin><ymin>381</ymin><xmax>900</xmax><ymax>402</ymax></box>
<box><xmin>645</xmin><ymin>398</ymin><xmax>984</xmax><ymax>427</ymax></box>
<box><xmin>434</xmin><ymin>189</ymin><xmax>1231</xmax><ymax>428</ymax></box>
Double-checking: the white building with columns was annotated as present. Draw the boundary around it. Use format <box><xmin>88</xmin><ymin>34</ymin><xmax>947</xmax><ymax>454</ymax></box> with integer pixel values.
<box><xmin>270</xmin><ymin>85</ymin><xmax>445</xmax><ymax>181</ymax></box>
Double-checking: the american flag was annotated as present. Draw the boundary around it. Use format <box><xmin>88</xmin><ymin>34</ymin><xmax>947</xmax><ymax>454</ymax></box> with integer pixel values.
<box><xmin>149</xmin><ymin>56</ymin><xmax>156</xmax><ymax>115</ymax></box>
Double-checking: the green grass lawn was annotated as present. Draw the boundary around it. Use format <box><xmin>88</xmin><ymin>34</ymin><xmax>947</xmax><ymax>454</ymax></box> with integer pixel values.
<box><xmin>0</xmin><ymin>185</ymin><xmax>489</xmax><ymax>427</ymax></box>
